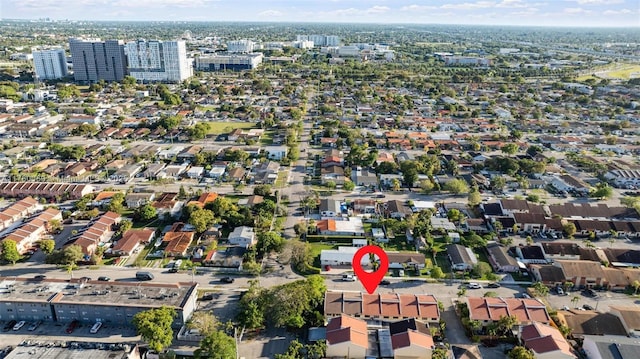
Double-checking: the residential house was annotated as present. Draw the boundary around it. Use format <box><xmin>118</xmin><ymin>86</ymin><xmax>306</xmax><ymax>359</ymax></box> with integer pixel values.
<box><xmin>186</xmin><ymin>166</ymin><xmax>204</xmax><ymax>179</ymax></box>
<box><xmin>252</xmin><ymin>161</ymin><xmax>279</xmax><ymax>184</ymax></box>
<box><xmin>486</xmin><ymin>242</ymin><xmax>519</xmax><ymax>273</ymax></box>
<box><xmin>202</xmin><ymin>246</ymin><xmax>245</xmax><ymax>272</ymax></box>
<box><xmin>519</xmin><ymin>322</ymin><xmax>576</xmax><ymax>359</ymax></box>
<box><xmin>447</xmin><ymin>244</ymin><xmax>478</xmax><ymax>271</ymax></box>
<box><xmin>226</xmin><ymin>167</ymin><xmax>246</xmax><ymax>182</ymax></box>
<box><xmin>0</xmin><ymin>196</ymin><xmax>40</xmax><ymax>231</ymax></box>
<box><xmin>610</xmin><ymin>306</ymin><xmax>640</xmax><ymax>337</ymax></box>
<box><xmin>237</xmin><ymin>195</ymin><xmax>263</xmax><ymax>207</ymax></box>
<box><xmin>325</xmin><ymin>315</ymin><xmax>369</xmax><ymax>359</ymax></box>
<box><xmin>320</xmin><ymin>199</ymin><xmax>343</xmax><ymax>218</ymax></box>
<box><xmin>320</xmin><ymin>246</ymin><xmax>370</xmax><ymax>268</ymax></box>
<box><xmin>556</xmin><ymin>260</ymin><xmax>606</xmax><ymax>288</ymax></box>
<box><xmin>529</xmin><ymin>264</ymin><xmax>567</xmax><ymax>287</ymax></box>
<box><xmin>110</xmin><ymin>164</ymin><xmax>143</xmax><ymax>183</ymax></box>
<box><xmin>540</xmin><ymin>242</ymin><xmax>582</xmax><ymax>261</ymax></box>
<box><xmin>353</xmin><ymin>199</ymin><xmax>377</xmax><ymax>215</ymax></box>
<box><xmin>391</xmin><ymin>328</ymin><xmax>435</xmax><ymax>359</ymax></box>
<box><xmin>264</xmin><ymin>145</ymin><xmax>288</xmax><ymax>160</ymax></box>
<box><xmin>516</xmin><ymin>245</ymin><xmax>550</xmax><ymax>264</ymax></box>
<box><xmin>351</xmin><ymin>167</ymin><xmax>378</xmax><ymax>187</ymax></box>
<box><xmin>386</xmin><ymin>200</ymin><xmax>413</xmax><ymax>219</ymax></box>
<box><xmin>557</xmin><ymin>311</ymin><xmax>627</xmax><ymax>337</ymax></box>
<box><xmin>0</xmin><ymin>182</ymin><xmax>94</xmax><ymax>200</ymax></box>
<box><xmin>321</xmin><ymin>165</ymin><xmax>346</xmax><ymax>185</ymax></box>
<box><xmin>142</xmin><ymin>163</ymin><xmax>166</xmax><ymax>179</ymax></box>
<box><xmin>111</xmin><ymin>228</ymin><xmax>155</xmax><ymax>256</ymax></box>
<box><xmin>67</xmin><ymin>211</ymin><xmax>120</xmax><ymax>258</ymax></box>
<box><xmin>125</xmin><ymin>192</ymin><xmax>156</xmax><ymax>209</ymax></box>
<box><xmin>177</xmin><ymin>145</ymin><xmax>202</xmax><ymax>163</ymax></box>
<box><xmin>2</xmin><ymin>208</ymin><xmax>61</xmax><ymax>254</ymax></box>
<box><xmin>160</xmin><ymin>163</ymin><xmax>189</xmax><ymax>179</ymax></box>
<box><xmin>582</xmin><ymin>335</ymin><xmax>640</xmax><ymax>359</ymax></box>
<box><xmin>387</xmin><ymin>252</ymin><xmax>426</xmax><ymax>271</ymax></box>
<box><xmin>187</xmin><ymin>192</ymin><xmax>219</xmax><ymax>209</ymax></box>
<box><xmin>208</xmin><ymin>165</ymin><xmax>226</xmax><ymax>179</ymax></box>
<box><xmin>317</xmin><ymin>218</ymin><xmax>365</xmax><ymax>236</ymax></box>
<box><xmin>162</xmin><ymin>222</ymin><xmax>195</xmax><ymax>257</ymax></box>
<box><xmin>152</xmin><ymin>192</ymin><xmax>183</xmax><ymax>219</ymax></box>
<box><xmin>467</xmin><ymin>297</ymin><xmax>550</xmax><ymax>327</ymax></box>
<box><xmin>228</xmin><ymin>226</ymin><xmax>256</xmax><ymax>247</ymax></box>
<box><xmin>324</xmin><ymin>292</ymin><xmax>440</xmax><ymax>323</ymax></box>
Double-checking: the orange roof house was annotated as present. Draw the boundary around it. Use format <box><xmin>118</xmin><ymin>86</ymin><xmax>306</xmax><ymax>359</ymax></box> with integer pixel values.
<box><xmin>467</xmin><ymin>297</ymin><xmax>550</xmax><ymax>326</ymax></box>
<box><xmin>520</xmin><ymin>322</ymin><xmax>576</xmax><ymax>359</ymax></box>
<box><xmin>326</xmin><ymin>315</ymin><xmax>369</xmax><ymax>359</ymax></box>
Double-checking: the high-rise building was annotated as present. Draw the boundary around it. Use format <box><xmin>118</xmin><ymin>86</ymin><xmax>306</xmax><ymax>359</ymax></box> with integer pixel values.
<box><xmin>125</xmin><ymin>40</ymin><xmax>191</xmax><ymax>83</ymax></box>
<box><xmin>195</xmin><ymin>53</ymin><xmax>263</xmax><ymax>71</ymax></box>
<box><xmin>69</xmin><ymin>38</ymin><xmax>127</xmax><ymax>83</ymax></box>
<box><xmin>295</xmin><ymin>35</ymin><xmax>340</xmax><ymax>47</ymax></box>
<box><xmin>32</xmin><ymin>48</ymin><xmax>68</xmax><ymax>80</ymax></box>
<box><xmin>227</xmin><ymin>40</ymin><xmax>255</xmax><ymax>53</ymax></box>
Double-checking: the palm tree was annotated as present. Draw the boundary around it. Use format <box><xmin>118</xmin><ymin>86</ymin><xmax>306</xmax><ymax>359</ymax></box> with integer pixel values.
<box><xmin>633</xmin><ymin>280</ymin><xmax>640</xmax><ymax>295</ymax></box>
<box><xmin>571</xmin><ymin>296</ymin><xmax>580</xmax><ymax>308</ymax></box>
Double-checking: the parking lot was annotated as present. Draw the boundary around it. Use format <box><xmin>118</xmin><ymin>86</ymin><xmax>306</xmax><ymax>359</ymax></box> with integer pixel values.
<box><xmin>0</xmin><ymin>320</ymin><xmax>139</xmax><ymax>348</ymax></box>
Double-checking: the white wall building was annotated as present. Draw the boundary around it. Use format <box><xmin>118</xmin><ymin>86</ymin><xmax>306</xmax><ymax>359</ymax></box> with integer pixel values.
<box><xmin>125</xmin><ymin>40</ymin><xmax>192</xmax><ymax>83</ymax></box>
<box><xmin>32</xmin><ymin>48</ymin><xmax>68</xmax><ymax>80</ymax></box>
<box><xmin>195</xmin><ymin>53</ymin><xmax>263</xmax><ymax>71</ymax></box>
<box><xmin>227</xmin><ymin>40</ymin><xmax>255</xmax><ymax>53</ymax></box>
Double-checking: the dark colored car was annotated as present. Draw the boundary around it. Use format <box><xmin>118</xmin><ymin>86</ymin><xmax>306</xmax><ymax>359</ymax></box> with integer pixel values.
<box><xmin>65</xmin><ymin>320</ymin><xmax>79</xmax><ymax>334</ymax></box>
<box><xmin>3</xmin><ymin>320</ymin><xmax>17</xmax><ymax>331</ymax></box>
<box><xmin>201</xmin><ymin>293</ymin><xmax>214</xmax><ymax>301</ymax></box>
<box><xmin>220</xmin><ymin>277</ymin><xmax>234</xmax><ymax>283</ymax></box>
<box><xmin>168</xmin><ymin>267</ymin><xmax>179</xmax><ymax>273</ymax></box>
<box><xmin>486</xmin><ymin>283</ymin><xmax>501</xmax><ymax>288</ymax></box>
<box><xmin>380</xmin><ymin>279</ymin><xmax>391</xmax><ymax>285</ymax></box>
<box><xmin>97</xmin><ymin>276</ymin><xmax>111</xmax><ymax>281</ymax></box>
<box><xmin>583</xmin><ymin>304</ymin><xmax>595</xmax><ymax>310</ymax></box>
<box><xmin>33</xmin><ymin>275</ymin><xmax>46</xmax><ymax>280</ymax></box>
<box><xmin>582</xmin><ymin>289</ymin><xmax>597</xmax><ymax>297</ymax></box>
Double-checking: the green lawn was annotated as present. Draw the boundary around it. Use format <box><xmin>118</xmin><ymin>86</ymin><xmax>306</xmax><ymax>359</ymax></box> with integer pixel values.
<box><xmin>207</xmin><ymin>121</ymin><xmax>258</xmax><ymax>134</ymax></box>
<box><xmin>383</xmin><ymin>236</ymin><xmax>415</xmax><ymax>252</ymax></box>
<box><xmin>260</xmin><ymin>130</ymin><xmax>275</xmax><ymax>145</ymax></box>
<box><xmin>275</xmin><ymin>170</ymin><xmax>289</xmax><ymax>188</ymax></box>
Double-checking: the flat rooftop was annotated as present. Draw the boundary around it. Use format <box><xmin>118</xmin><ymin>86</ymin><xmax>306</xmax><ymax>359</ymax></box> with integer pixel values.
<box><xmin>5</xmin><ymin>343</ymin><xmax>136</xmax><ymax>359</ymax></box>
<box><xmin>0</xmin><ymin>277</ymin><xmax>196</xmax><ymax>309</ymax></box>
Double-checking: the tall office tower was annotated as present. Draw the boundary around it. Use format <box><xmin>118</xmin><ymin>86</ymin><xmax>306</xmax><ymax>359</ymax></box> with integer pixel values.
<box><xmin>227</xmin><ymin>40</ymin><xmax>255</xmax><ymax>53</ymax></box>
<box><xmin>69</xmin><ymin>38</ymin><xmax>127</xmax><ymax>83</ymax></box>
<box><xmin>32</xmin><ymin>48</ymin><xmax>68</xmax><ymax>80</ymax></box>
<box><xmin>325</xmin><ymin>36</ymin><xmax>340</xmax><ymax>47</ymax></box>
<box><xmin>125</xmin><ymin>40</ymin><xmax>191</xmax><ymax>83</ymax></box>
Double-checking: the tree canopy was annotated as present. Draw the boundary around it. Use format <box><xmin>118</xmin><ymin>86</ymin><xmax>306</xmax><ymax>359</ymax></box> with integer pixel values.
<box><xmin>132</xmin><ymin>306</ymin><xmax>176</xmax><ymax>353</ymax></box>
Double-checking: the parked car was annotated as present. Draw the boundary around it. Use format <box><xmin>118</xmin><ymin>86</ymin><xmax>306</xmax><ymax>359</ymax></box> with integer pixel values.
<box><xmin>90</xmin><ymin>322</ymin><xmax>103</xmax><ymax>334</ymax></box>
<box><xmin>33</xmin><ymin>275</ymin><xmax>46</xmax><ymax>280</ymax></box>
<box><xmin>65</xmin><ymin>320</ymin><xmax>79</xmax><ymax>334</ymax></box>
<box><xmin>97</xmin><ymin>276</ymin><xmax>111</xmax><ymax>281</ymax></box>
<box><xmin>3</xmin><ymin>320</ymin><xmax>16</xmax><ymax>331</ymax></box>
<box><xmin>12</xmin><ymin>321</ymin><xmax>25</xmax><ymax>331</ymax></box>
<box><xmin>467</xmin><ymin>283</ymin><xmax>482</xmax><ymax>289</ymax></box>
<box><xmin>486</xmin><ymin>283</ymin><xmax>501</xmax><ymax>288</ymax></box>
<box><xmin>201</xmin><ymin>293</ymin><xmax>215</xmax><ymax>301</ymax></box>
<box><xmin>380</xmin><ymin>279</ymin><xmax>391</xmax><ymax>285</ymax></box>
<box><xmin>168</xmin><ymin>267</ymin><xmax>179</xmax><ymax>273</ymax></box>
<box><xmin>583</xmin><ymin>304</ymin><xmax>595</xmax><ymax>310</ymax></box>
<box><xmin>220</xmin><ymin>277</ymin><xmax>234</xmax><ymax>283</ymax></box>
<box><xmin>582</xmin><ymin>289</ymin><xmax>597</xmax><ymax>297</ymax></box>
<box><xmin>342</xmin><ymin>274</ymin><xmax>356</xmax><ymax>282</ymax></box>
<box><xmin>556</xmin><ymin>287</ymin><xmax>565</xmax><ymax>295</ymax></box>
<box><xmin>27</xmin><ymin>321</ymin><xmax>41</xmax><ymax>331</ymax></box>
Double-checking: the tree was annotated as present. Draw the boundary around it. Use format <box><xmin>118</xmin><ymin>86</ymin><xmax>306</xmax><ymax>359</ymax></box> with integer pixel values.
<box><xmin>178</xmin><ymin>185</ymin><xmax>188</xmax><ymax>200</ymax></box>
<box><xmin>134</xmin><ymin>203</ymin><xmax>158</xmax><ymax>222</ymax></box>
<box><xmin>419</xmin><ymin>179</ymin><xmax>434</xmax><ymax>193</ymax></box>
<box><xmin>447</xmin><ymin>209</ymin><xmax>463</xmax><ymax>223</ymax></box>
<box><xmin>289</xmin><ymin>240</ymin><xmax>313</xmax><ymax>273</ymax></box>
<box><xmin>39</xmin><ymin>239</ymin><xmax>56</xmax><ymax>254</ymax></box>
<box><xmin>490</xmin><ymin>176</ymin><xmax>506</xmax><ymax>192</ymax></box>
<box><xmin>325</xmin><ymin>180</ymin><xmax>336</xmax><ymax>190</ymax></box>
<box><xmin>497</xmin><ymin>315</ymin><xmax>518</xmax><ymax>335</ymax></box>
<box><xmin>1</xmin><ymin>239</ymin><xmax>21</xmax><ymax>264</ymax></box>
<box><xmin>48</xmin><ymin>219</ymin><xmax>63</xmax><ymax>233</ymax></box>
<box><xmin>132</xmin><ymin>306</ymin><xmax>176</xmax><ymax>353</ymax></box>
<box><xmin>468</xmin><ymin>188</ymin><xmax>481</xmax><ymax>207</ymax></box>
<box><xmin>508</xmin><ymin>346</ymin><xmax>534</xmax><ymax>359</ymax></box>
<box><xmin>391</xmin><ymin>178</ymin><xmax>401</xmax><ymax>191</ymax></box>
<box><xmin>472</xmin><ymin>262</ymin><xmax>493</xmax><ymax>278</ymax></box>
<box><xmin>343</xmin><ymin>181</ymin><xmax>355</xmax><ymax>191</ymax></box>
<box><xmin>531</xmin><ymin>282</ymin><xmax>549</xmax><ymax>297</ymax></box>
<box><xmin>501</xmin><ymin>143</ymin><xmax>520</xmax><ymax>155</ymax></box>
<box><xmin>571</xmin><ymin>295</ymin><xmax>580</xmax><ymax>308</ymax></box>
<box><xmin>400</xmin><ymin>160</ymin><xmax>420</xmax><ymax>188</ymax></box>
<box><xmin>258</xmin><ymin>231</ymin><xmax>285</xmax><ymax>254</ymax></box>
<box><xmin>194</xmin><ymin>330</ymin><xmax>235</xmax><ymax>359</ymax></box>
<box><xmin>590</xmin><ymin>183</ymin><xmax>613</xmax><ymax>199</ymax></box>
<box><xmin>63</xmin><ymin>244</ymin><xmax>84</xmax><ymax>265</ymax></box>
<box><xmin>188</xmin><ymin>311</ymin><xmax>218</xmax><ymax>336</ymax></box>
<box><xmin>633</xmin><ymin>280</ymin><xmax>640</xmax><ymax>295</ymax></box>
<box><xmin>293</xmin><ymin>222</ymin><xmax>308</xmax><ymax>236</ymax></box>
<box><xmin>254</xmin><ymin>184</ymin><xmax>272</xmax><ymax>197</ymax></box>
<box><xmin>443</xmin><ymin>179</ymin><xmax>470</xmax><ymax>195</ymax></box>
<box><xmin>430</xmin><ymin>266</ymin><xmax>444</xmax><ymax>279</ymax></box>
<box><xmin>188</xmin><ymin>207</ymin><xmax>216</xmax><ymax>233</ymax></box>
<box><xmin>563</xmin><ymin>222</ymin><xmax>577</xmax><ymax>238</ymax></box>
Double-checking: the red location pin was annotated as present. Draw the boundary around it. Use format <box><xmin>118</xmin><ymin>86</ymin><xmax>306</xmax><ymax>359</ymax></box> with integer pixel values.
<box><xmin>352</xmin><ymin>245</ymin><xmax>389</xmax><ymax>294</ymax></box>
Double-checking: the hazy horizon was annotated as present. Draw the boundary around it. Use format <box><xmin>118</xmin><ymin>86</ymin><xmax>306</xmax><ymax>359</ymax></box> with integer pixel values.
<box><xmin>2</xmin><ymin>0</ymin><xmax>639</xmax><ymax>28</ymax></box>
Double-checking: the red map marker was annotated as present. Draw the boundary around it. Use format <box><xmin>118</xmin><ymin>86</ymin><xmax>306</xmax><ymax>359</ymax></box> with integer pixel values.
<box><xmin>352</xmin><ymin>245</ymin><xmax>389</xmax><ymax>294</ymax></box>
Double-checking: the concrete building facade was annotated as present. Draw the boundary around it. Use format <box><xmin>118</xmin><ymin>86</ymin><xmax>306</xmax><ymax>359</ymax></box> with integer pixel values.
<box><xmin>69</xmin><ymin>38</ymin><xmax>127</xmax><ymax>82</ymax></box>
<box><xmin>32</xmin><ymin>48</ymin><xmax>68</xmax><ymax>80</ymax></box>
<box><xmin>125</xmin><ymin>40</ymin><xmax>191</xmax><ymax>83</ymax></box>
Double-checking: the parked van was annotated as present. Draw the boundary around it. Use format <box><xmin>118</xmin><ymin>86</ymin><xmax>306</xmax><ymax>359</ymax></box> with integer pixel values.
<box><xmin>342</xmin><ymin>274</ymin><xmax>356</xmax><ymax>282</ymax></box>
<box><xmin>136</xmin><ymin>271</ymin><xmax>154</xmax><ymax>281</ymax></box>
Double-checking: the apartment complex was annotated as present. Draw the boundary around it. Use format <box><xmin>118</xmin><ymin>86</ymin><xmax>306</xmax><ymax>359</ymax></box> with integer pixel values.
<box><xmin>125</xmin><ymin>39</ymin><xmax>191</xmax><ymax>83</ymax></box>
<box><xmin>0</xmin><ymin>277</ymin><xmax>197</xmax><ymax>328</ymax></box>
<box><xmin>296</xmin><ymin>34</ymin><xmax>340</xmax><ymax>47</ymax></box>
<box><xmin>69</xmin><ymin>38</ymin><xmax>127</xmax><ymax>82</ymax></box>
<box><xmin>195</xmin><ymin>53</ymin><xmax>263</xmax><ymax>71</ymax></box>
<box><xmin>32</xmin><ymin>48</ymin><xmax>68</xmax><ymax>80</ymax></box>
<box><xmin>226</xmin><ymin>39</ymin><xmax>255</xmax><ymax>53</ymax></box>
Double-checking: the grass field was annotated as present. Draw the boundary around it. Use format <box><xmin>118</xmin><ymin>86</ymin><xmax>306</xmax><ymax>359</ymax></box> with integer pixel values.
<box><xmin>207</xmin><ymin>121</ymin><xmax>257</xmax><ymax>134</ymax></box>
<box><xmin>578</xmin><ymin>63</ymin><xmax>640</xmax><ymax>81</ymax></box>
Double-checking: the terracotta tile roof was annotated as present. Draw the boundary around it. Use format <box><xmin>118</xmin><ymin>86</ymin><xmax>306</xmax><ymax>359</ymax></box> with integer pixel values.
<box><xmin>324</xmin><ymin>292</ymin><xmax>440</xmax><ymax>321</ymax></box>
<box><xmin>610</xmin><ymin>306</ymin><xmax>640</xmax><ymax>332</ymax></box>
<box><xmin>112</xmin><ymin>228</ymin><xmax>154</xmax><ymax>254</ymax></box>
<box><xmin>467</xmin><ymin>297</ymin><xmax>550</xmax><ymax>324</ymax></box>
<box><xmin>391</xmin><ymin>330</ymin><xmax>434</xmax><ymax>350</ymax></box>
<box><xmin>163</xmin><ymin>231</ymin><xmax>195</xmax><ymax>255</ymax></box>
<box><xmin>521</xmin><ymin>322</ymin><xmax>575</xmax><ymax>358</ymax></box>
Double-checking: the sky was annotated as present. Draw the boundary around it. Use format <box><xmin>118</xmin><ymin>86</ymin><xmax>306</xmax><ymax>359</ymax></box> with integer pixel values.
<box><xmin>2</xmin><ymin>0</ymin><xmax>639</xmax><ymax>28</ymax></box>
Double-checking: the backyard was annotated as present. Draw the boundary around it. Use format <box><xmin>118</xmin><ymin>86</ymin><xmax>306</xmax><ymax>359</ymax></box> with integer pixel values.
<box><xmin>206</xmin><ymin>121</ymin><xmax>257</xmax><ymax>134</ymax></box>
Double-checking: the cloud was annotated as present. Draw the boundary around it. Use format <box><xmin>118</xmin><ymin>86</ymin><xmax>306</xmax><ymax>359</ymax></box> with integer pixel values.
<box><xmin>603</xmin><ymin>8</ymin><xmax>635</xmax><ymax>15</ymax></box>
<box><xmin>400</xmin><ymin>4</ymin><xmax>437</xmax><ymax>11</ymax></box>
<box><xmin>569</xmin><ymin>0</ymin><xmax>623</xmax><ymax>4</ymax></box>
<box><xmin>258</xmin><ymin>10</ymin><xmax>283</xmax><ymax>17</ymax></box>
<box><xmin>563</xmin><ymin>7</ymin><xmax>593</xmax><ymax>14</ymax></box>
<box><xmin>366</xmin><ymin>5</ymin><xmax>390</xmax><ymax>14</ymax></box>
<box><xmin>327</xmin><ymin>8</ymin><xmax>360</xmax><ymax>16</ymax></box>
<box><xmin>112</xmin><ymin>0</ymin><xmax>211</xmax><ymax>8</ymax></box>
<box><xmin>495</xmin><ymin>0</ymin><xmax>529</xmax><ymax>8</ymax></box>
<box><xmin>440</xmin><ymin>1</ymin><xmax>495</xmax><ymax>10</ymax></box>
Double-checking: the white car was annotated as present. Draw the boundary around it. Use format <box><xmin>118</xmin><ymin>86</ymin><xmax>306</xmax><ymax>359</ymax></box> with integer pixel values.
<box><xmin>342</xmin><ymin>274</ymin><xmax>356</xmax><ymax>282</ymax></box>
<box><xmin>13</xmin><ymin>321</ymin><xmax>26</xmax><ymax>331</ymax></box>
<box><xmin>90</xmin><ymin>322</ymin><xmax>103</xmax><ymax>334</ymax></box>
<box><xmin>467</xmin><ymin>283</ymin><xmax>482</xmax><ymax>289</ymax></box>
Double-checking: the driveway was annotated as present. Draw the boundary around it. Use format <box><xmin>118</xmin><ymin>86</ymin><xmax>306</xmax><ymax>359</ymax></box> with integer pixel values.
<box><xmin>441</xmin><ymin>302</ymin><xmax>471</xmax><ymax>345</ymax></box>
